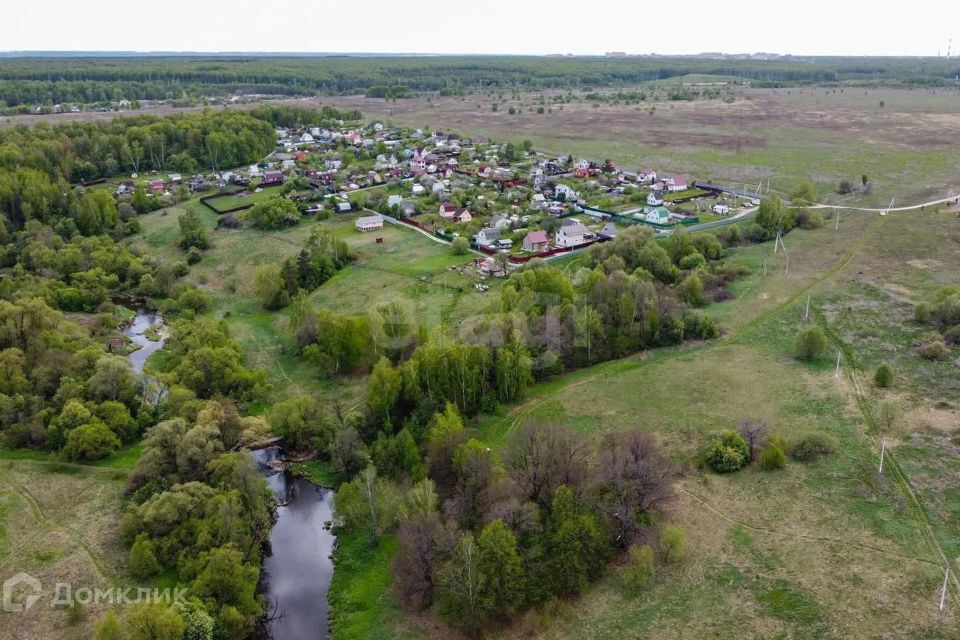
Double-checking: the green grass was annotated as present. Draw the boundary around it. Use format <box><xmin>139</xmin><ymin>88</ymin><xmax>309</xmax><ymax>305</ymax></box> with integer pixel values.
<box><xmin>328</xmin><ymin>531</ymin><xmax>406</xmax><ymax>640</ymax></box>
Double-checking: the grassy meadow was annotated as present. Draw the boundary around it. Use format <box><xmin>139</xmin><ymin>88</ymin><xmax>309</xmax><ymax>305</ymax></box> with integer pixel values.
<box><xmin>323</xmin><ymin>207</ymin><xmax>960</xmax><ymax>640</ymax></box>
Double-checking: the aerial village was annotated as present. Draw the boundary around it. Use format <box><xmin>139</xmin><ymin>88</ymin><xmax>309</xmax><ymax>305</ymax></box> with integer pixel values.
<box><xmin>110</xmin><ymin>118</ymin><xmax>758</xmax><ymax>276</ymax></box>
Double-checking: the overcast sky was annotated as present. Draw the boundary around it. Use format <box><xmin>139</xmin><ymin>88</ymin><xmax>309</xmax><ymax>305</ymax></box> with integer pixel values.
<box><xmin>5</xmin><ymin>0</ymin><xmax>960</xmax><ymax>57</ymax></box>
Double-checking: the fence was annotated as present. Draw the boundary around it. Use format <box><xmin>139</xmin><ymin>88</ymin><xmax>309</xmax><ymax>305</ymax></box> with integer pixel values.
<box><xmin>200</xmin><ymin>189</ymin><xmax>255</xmax><ymax>215</ymax></box>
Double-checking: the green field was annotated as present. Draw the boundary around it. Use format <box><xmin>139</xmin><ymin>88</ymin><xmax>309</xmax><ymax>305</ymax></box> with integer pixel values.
<box><xmin>131</xmin><ymin>204</ymin><xmax>487</xmax><ymax>406</ymax></box>
<box><xmin>324</xmin><ymin>207</ymin><xmax>960</xmax><ymax>639</ymax></box>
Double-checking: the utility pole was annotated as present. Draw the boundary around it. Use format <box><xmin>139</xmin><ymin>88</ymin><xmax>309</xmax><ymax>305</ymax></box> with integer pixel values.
<box><xmin>835</xmin><ymin>208</ymin><xmax>839</xmax><ymax>230</ymax></box>
<box><xmin>784</xmin><ymin>253</ymin><xmax>789</xmax><ymax>275</ymax></box>
<box><xmin>762</xmin><ymin>255</ymin><xmax>767</xmax><ymax>276</ymax></box>
<box><xmin>835</xmin><ymin>349</ymin><xmax>842</xmax><ymax>379</ymax></box>
<box><xmin>804</xmin><ymin>295</ymin><xmax>810</xmax><ymax>320</ymax></box>
<box><xmin>878</xmin><ymin>437</ymin><xmax>886</xmax><ymax>474</ymax></box>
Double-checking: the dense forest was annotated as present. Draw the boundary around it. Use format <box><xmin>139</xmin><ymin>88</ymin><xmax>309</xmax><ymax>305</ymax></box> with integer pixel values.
<box><xmin>1</xmin><ymin>55</ymin><xmax>959</xmax><ymax>107</ymax></box>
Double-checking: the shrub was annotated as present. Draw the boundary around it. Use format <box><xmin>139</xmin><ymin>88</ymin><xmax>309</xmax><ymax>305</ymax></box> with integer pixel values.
<box><xmin>759</xmin><ymin>444</ymin><xmax>786</xmax><ymax>470</ymax></box>
<box><xmin>678</xmin><ymin>252</ymin><xmax>706</xmax><ymax>271</ymax></box>
<box><xmin>621</xmin><ymin>544</ymin><xmax>655</xmax><ymax>594</ymax></box>
<box><xmin>705</xmin><ymin>430</ymin><xmax>750</xmax><ymax>473</ymax></box>
<box><xmin>186</xmin><ymin>247</ymin><xmax>202</xmax><ymax>265</ymax></box>
<box><xmin>130</xmin><ymin>533</ymin><xmax>161</xmax><ymax>579</ymax></box>
<box><xmin>788</xmin><ymin>433</ymin><xmax>837</xmax><ymax>462</ymax></box>
<box><xmin>660</xmin><ymin>525</ymin><xmax>685</xmax><ymax>563</ymax></box>
<box><xmin>793</xmin><ymin>325</ymin><xmax>827</xmax><ymax>361</ymax></box>
<box><xmin>873</xmin><ymin>362</ymin><xmax>894</xmax><ymax>388</ymax></box>
<box><xmin>451</xmin><ymin>236</ymin><xmax>469</xmax><ymax>255</ymax></box>
<box><xmin>919</xmin><ymin>336</ymin><xmax>949</xmax><ymax>360</ymax></box>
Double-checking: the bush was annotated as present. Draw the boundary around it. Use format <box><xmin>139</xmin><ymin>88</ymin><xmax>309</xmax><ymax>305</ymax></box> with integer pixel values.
<box><xmin>678</xmin><ymin>252</ymin><xmax>706</xmax><ymax>271</ymax></box>
<box><xmin>705</xmin><ymin>430</ymin><xmax>750</xmax><ymax>473</ymax></box>
<box><xmin>621</xmin><ymin>544</ymin><xmax>655</xmax><ymax>594</ymax></box>
<box><xmin>788</xmin><ymin>433</ymin><xmax>837</xmax><ymax>462</ymax></box>
<box><xmin>919</xmin><ymin>336</ymin><xmax>949</xmax><ymax>360</ymax></box>
<box><xmin>186</xmin><ymin>247</ymin><xmax>202</xmax><ymax>265</ymax></box>
<box><xmin>759</xmin><ymin>444</ymin><xmax>786</xmax><ymax>470</ymax></box>
<box><xmin>451</xmin><ymin>236</ymin><xmax>469</xmax><ymax>255</ymax></box>
<box><xmin>794</xmin><ymin>325</ymin><xmax>827</xmax><ymax>361</ymax></box>
<box><xmin>873</xmin><ymin>362</ymin><xmax>894</xmax><ymax>388</ymax></box>
<box><xmin>660</xmin><ymin>525</ymin><xmax>685</xmax><ymax>563</ymax></box>
<box><xmin>130</xmin><ymin>533</ymin><xmax>161</xmax><ymax>578</ymax></box>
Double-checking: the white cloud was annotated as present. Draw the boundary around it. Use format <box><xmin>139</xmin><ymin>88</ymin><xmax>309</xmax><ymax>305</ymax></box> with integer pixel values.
<box><xmin>4</xmin><ymin>0</ymin><xmax>960</xmax><ymax>56</ymax></box>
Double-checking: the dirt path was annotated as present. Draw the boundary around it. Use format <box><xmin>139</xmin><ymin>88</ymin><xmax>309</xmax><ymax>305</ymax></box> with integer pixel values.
<box><xmin>0</xmin><ymin>471</ymin><xmax>114</xmax><ymax>582</ymax></box>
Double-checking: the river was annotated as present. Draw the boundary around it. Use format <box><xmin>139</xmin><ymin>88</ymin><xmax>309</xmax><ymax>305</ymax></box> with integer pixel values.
<box><xmin>122</xmin><ymin>309</ymin><xmax>165</xmax><ymax>374</ymax></box>
<box><xmin>253</xmin><ymin>447</ymin><xmax>337</xmax><ymax>640</ymax></box>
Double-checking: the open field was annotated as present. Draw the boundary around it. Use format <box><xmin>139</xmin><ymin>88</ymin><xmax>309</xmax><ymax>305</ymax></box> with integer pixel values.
<box><xmin>320</xmin><ymin>87</ymin><xmax>960</xmax><ymax>207</ymax></box>
<box><xmin>130</xmin><ymin>204</ymin><xmax>487</xmax><ymax>407</ymax></box>
<box><xmin>328</xmin><ymin>208</ymin><xmax>960</xmax><ymax>639</ymax></box>
<box><xmin>0</xmin><ymin>460</ymin><xmax>136</xmax><ymax>639</ymax></box>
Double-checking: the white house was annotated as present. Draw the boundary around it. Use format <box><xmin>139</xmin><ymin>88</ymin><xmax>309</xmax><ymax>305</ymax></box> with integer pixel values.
<box><xmin>530</xmin><ymin>193</ymin><xmax>547</xmax><ymax>210</ymax></box>
<box><xmin>432</xmin><ymin>181</ymin><xmax>447</xmax><ymax>195</ymax></box>
<box><xmin>355</xmin><ymin>214</ymin><xmax>384</xmax><ymax>232</ymax></box>
<box><xmin>439</xmin><ymin>202</ymin><xmax>458</xmax><ymax>218</ymax></box>
<box><xmin>476</xmin><ymin>228</ymin><xmax>501</xmax><ymax>248</ymax></box>
<box><xmin>643</xmin><ymin>206</ymin><xmax>671</xmax><ymax>224</ymax></box>
<box><xmin>387</xmin><ymin>194</ymin><xmax>403</xmax><ymax>208</ymax></box>
<box><xmin>412</xmin><ymin>183</ymin><xmax>426</xmax><ymax>196</ymax></box>
<box><xmin>639</xmin><ymin>168</ymin><xmax>657</xmax><ymax>183</ymax></box>
<box><xmin>300</xmin><ymin>133</ymin><xmax>314</xmax><ymax>143</ymax></box>
<box><xmin>554</xmin><ymin>183</ymin><xmax>577</xmax><ymax>201</ymax></box>
<box><xmin>555</xmin><ymin>219</ymin><xmax>594</xmax><ymax>248</ymax></box>
<box><xmin>712</xmin><ymin>203</ymin><xmax>730</xmax><ymax>215</ymax></box>
<box><xmin>337</xmin><ymin>202</ymin><xmax>353</xmax><ymax>213</ymax></box>
<box><xmin>647</xmin><ymin>190</ymin><xmax>664</xmax><ymax>206</ymax></box>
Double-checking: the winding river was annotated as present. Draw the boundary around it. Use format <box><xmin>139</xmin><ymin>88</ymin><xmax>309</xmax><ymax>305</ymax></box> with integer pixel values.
<box><xmin>253</xmin><ymin>447</ymin><xmax>337</xmax><ymax>640</ymax></box>
<box><xmin>122</xmin><ymin>309</ymin><xmax>338</xmax><ymax>638</ymax></box>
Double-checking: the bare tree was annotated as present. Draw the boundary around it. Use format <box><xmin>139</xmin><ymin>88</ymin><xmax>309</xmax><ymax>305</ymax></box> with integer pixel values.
<box><xmin>738</xmin><ymin>419</ymin><xmax>769</xmax><ymax>462</ymax></box>
<box><xmin>504</xmin><ymin>422</ymin><xmax>589</xmax><ymax>507</ymax></box>
<box><xmin>596</xmin><ymin>429</ymin><xmax>675</xmax><ymax>548</ymax></box>
<box><xmin>392</xmin><ymin>512</ymin><xmax>443</xmax><ymax>610</ymax></box>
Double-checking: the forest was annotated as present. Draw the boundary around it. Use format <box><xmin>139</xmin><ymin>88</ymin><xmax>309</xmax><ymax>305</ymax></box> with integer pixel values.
<box><xmin>1</xmin><ymin>55</ymin><xmax>959</xmax><ymax>108</ymax></box>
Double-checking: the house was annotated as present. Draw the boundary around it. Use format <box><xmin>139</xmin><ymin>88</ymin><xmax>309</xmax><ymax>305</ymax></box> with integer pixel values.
<box><xmin>249</xmin><ymin>165</ymin><xmax>260</xmax><ymax>177</ymax></box>
<box><xmin>411</xmin><ymin>148</ymin><xmax>428</xmax><ymax>173</ymax></box>
<box><xmin>639</xmin><ymin>168</ymin><xmax>657</xmax><ymax>183</ymax></box>
<box><xmin>665</xmin><ymin>175</ymin><xmax>689</xmax><ymax>192</ymax></box>
<box><xmin>554</xmin><ymin>183</ymin><xmax>577</xmax><ymax>201</ymax></box>
<box><xmin>712</xmin><ymin>203</ymin><xmax>730</xmax><ymax>215</ymax></box>
<box><xmin>300</xmin><ymin>133</ymin><xmax>314</xmax><ymax>143</ymax></box>
<box><xmin>643</xmin><ymin>206</ymin><xmax>671</xmax><ymax>224</ymax></box>
<box><xmin>647</xmin><ymin>190</ymin><xmax>664</xmax><ymax>206</ymax></box>
<box><xmin>599</xmin><ymin>222</ymin><xmax>618</xmax><ymax>239</ymax></box>
<box><xmin>168</xmin><ymin>173</ymin><xmax>182</xmax><ymax>184</ymax></box>
<box><xmin>452</xmin><ymin>209</ymin><xmax>473</xmax><ymax>224</ymax></box>
<box><xmin>547</xmin><ymin>202</ymin><xmax>566</xmax><ymax>216</ymax></box>
<box><xmin>555</xmin><ymin>219</ymin><xmax>594</xmax><ymax>248</ymax></box>
<box><xmin>337</xmin><ymin>202</ymin><xmax>353</xmax><ymax>213</ymax></box>
<box><xmin>476</xmin><ymin>228</ymin><xmax>501</xmax><ymax>248</ymax></box>
<box><xmin>149</xmin><ymin>180</ymin><xmax>164</xmax><ymax>193</ymax></box>
<box><xmin>324</xmin><ymin>159</ymin><xmax>343</xmax><ymax>171</ymax></box>
<box><xmin>261</xmin><ymin>170</ymin><xmax>284</xmax><ymax>186</ymax></box>
<box><xmin>492</xmin><ymin>215</ymin><xmax>512</xmax><ymax>230</ymax></box>
<box><xmin>355</xmin><ymin>214</ymin><xmax>384</xmax><ymax>232</ymax></box>
<box><xmin>401</xmin><ymin>200</ymin><xmax>418</xmax><ymax>216</ymax></box>
<box><xmin>387</xmin><ymin>194</ymin><xmax>403</xmax><ymax>209</ymax></box>
<box><xmin>439</xmin><ymin>202</ymin><xmax>457</xmax><ymax>218</ymax></box>
<box><xmin>412</xmin><ymin>183</ymin><xmax>426</xmax><ymax>196</ymax></box>
<box><xmin>432</xmin><ymin>181</ymin><xmax>447</xmax><ymax>195</ymax></box>
<box><xmin>530</xmin><ymin>193</ymin><xmax>547</xmax><ymax>210</ymax></box>
<box><xmin>523</xmin><ymin>230</ymin><xmax>550</xmax><ymax>253</ymax></box>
